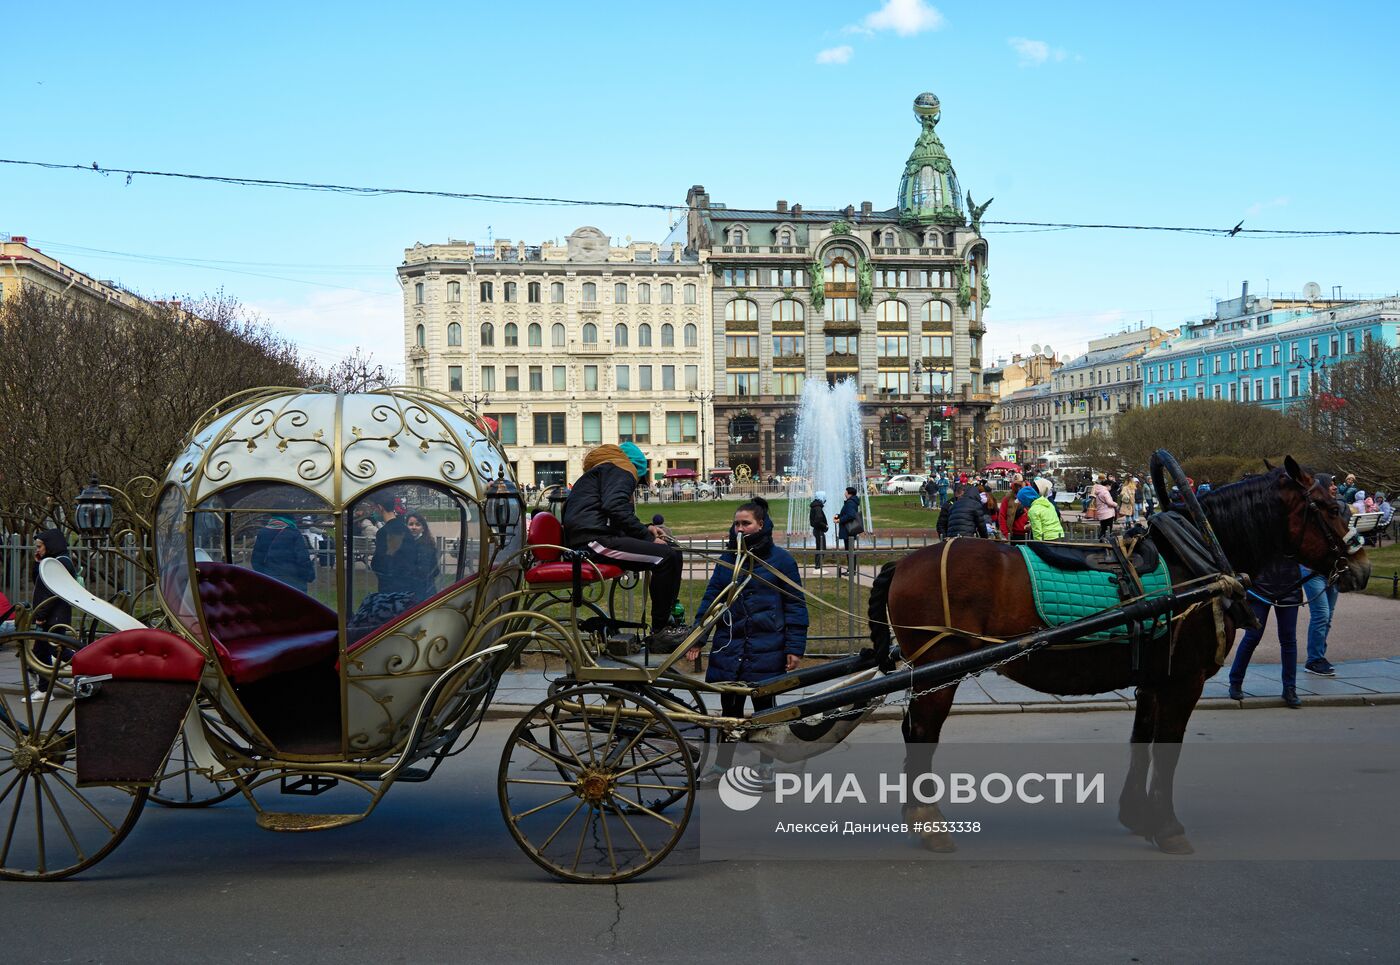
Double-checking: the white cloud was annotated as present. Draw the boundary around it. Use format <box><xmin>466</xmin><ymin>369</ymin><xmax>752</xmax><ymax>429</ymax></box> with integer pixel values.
<box><xmin>245</xmin><ymin>287</ymin><xmax>405</xmax><ymax>380</ymax></box>
<box><xmin>816</xmin><ymin>45</ymin><xmax>854</xmax><ymax>65</ymax></box>
<box><xmin>862</xmin><ymin>0</ymin><xmax>944</xmax><ymax>36</ymax></box>
<box><xmin>1008</xmin><ymin>36</ymin><xmax>1069</xmax><ymax>67</ymax></box>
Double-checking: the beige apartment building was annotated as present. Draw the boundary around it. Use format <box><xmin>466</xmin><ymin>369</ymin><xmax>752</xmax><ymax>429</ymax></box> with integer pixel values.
<box><xmin>1</xmin><ymin>235</ymin><xmax>154</xmax><ymax>315</ymax></box>
<box><xmin>398</xmin><ymin>227</ymin><xmax>711</xmax><ymax>486</ymax></box>
<box><xmin>984</xmin><ymin>350</ymin><xmax>1060</xmax><ymax>458</ymax></box>
<box><xmin>1047</xmin><ymin>327</ymin><xmax>1175</xmax><ymax>446</ymax></box>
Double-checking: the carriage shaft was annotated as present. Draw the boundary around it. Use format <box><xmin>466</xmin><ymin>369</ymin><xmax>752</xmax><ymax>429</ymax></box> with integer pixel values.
<box><xmin>748</xmin><ymin>576</ymin><xmax>1240</xmax><ymax>726</ymax></box>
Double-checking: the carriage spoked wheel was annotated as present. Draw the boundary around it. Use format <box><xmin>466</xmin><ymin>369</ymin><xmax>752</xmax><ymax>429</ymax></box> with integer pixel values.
<box><xmin>148</xmin><ymin>707</ymin><xmax>241</xmax><ymax>809</ymax></box>
<box><xmin>541</xmin><ymin>681</ymin><xmax>711</xmax><ymax>814</ymax></box>
<box><xmin>0</xmin><ymin>634</ymin><xmax>147</xmax><ymax>880</ymax></box>
<box><xmin>499</xmin><ymin>685</ymin><xmax>695</xmax><ymax>883</ymax></box>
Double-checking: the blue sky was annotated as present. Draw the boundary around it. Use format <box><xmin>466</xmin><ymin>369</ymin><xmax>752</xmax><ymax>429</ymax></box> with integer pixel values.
<box><xmin>5</xmin><ymin>0</ymin><xmax>1397</xmax><ymax>373</ymax></box>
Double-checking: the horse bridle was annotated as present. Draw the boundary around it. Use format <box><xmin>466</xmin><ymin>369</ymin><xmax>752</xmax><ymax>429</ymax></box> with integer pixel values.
<box><xmin>1256</xmin><ymin>474</ymin><xmax>1363</xmax><ymax>604</ymax></box>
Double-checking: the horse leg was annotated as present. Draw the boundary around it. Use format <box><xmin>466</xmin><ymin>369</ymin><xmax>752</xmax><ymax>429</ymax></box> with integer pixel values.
<box><xmin>901</xmin><ymin>687</ymin><xmax>958</xmax><ymax>852</ymax></box>
<box><xmin>1117</xmin><ymin>686</ymin><xmax>1158</xmax><ymax>838</ymax></box>
<box><xmin>1145</xmin><ymin>672</ymin><xmax>1208</xmax><ymax>855</ymax></box>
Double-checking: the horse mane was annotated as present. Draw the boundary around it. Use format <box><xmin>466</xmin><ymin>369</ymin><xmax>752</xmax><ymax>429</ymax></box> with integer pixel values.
<box><xmin>1198</xmin><ymin>468</ymin><xmax>1289</xmax><ymax>573</ymax></box>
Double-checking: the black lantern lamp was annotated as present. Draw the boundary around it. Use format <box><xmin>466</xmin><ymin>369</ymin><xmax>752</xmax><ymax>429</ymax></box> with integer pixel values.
<box><xmin>484</xmin><ymin>468</ymin><xmax>523</xmax><ymax>545</ymax></box>
<box><xmin>74</xmin><ymin>474</ymin><xmax>114</xmax><ymax>541</ymax></box>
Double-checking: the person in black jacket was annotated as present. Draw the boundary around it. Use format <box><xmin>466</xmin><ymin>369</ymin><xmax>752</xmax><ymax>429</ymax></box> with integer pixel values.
<box><xmin>28</xmin><ymin>529</ymin><xmax>79</xmax><ymax>700</ymax></box>
<box><xmin>563</xmin><ymin>443</ymin><xmax>685</xmax><ymax>647</ymax></box>
<box><xmin>251</xmin><ymin>513</ymin><xmax>316</xmax><ymax>592</ymax></box>
<box><xmin>833</xmin><ymin>486</ymin><xmax>861</xmax><ymax>578</ymax></box>
<box><xmin>943</xmin><ymin>486</ymin><xmax>990</xmax><ymax>539</ymax></box>
<box><xmin>809</xmin><ymin>491</ymin><xmax>829</xmax><ymax>571</ymax></box>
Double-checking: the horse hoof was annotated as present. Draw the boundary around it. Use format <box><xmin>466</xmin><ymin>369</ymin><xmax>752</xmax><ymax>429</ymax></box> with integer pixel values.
<box><xmin>920</xmin><ymin>834</ymin><xmax>958</xmax><ymax>853</ymax></box>
<box><xmin>1154</xmin><ymin>832</ymin><xmax>1195</xmax><ymax>855</ymax></box>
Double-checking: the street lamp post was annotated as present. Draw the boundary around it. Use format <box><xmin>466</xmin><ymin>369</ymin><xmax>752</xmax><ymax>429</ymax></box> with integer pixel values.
<box><xmin>462</xmin><ymin>391</ymin><xmax>491</xmax><ymax>411</ymax></box>
<box><xmin>913</xmin><ymin>360</ymin><xmax>944</xmax><ymax>473</ymax></box>
<box><xmin>688</xmin><ymin>390</ymin><xmax>714</xmax><ymax>481</ymax></box>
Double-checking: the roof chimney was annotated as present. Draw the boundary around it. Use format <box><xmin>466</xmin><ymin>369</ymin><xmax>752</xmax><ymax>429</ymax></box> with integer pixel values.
<box><xmin>860</xmin><ymin>201</ymin><xmax>873</xmax><ymax>216</ymax></box>
<box><xmin>776</xmin><ymin>200</ymin><xmax>788</xmax><ymax>213</ymax></box>
<box><xmin>791</xmin><ymin>204</ymin><xmax>802</xmax><ymax>216</ymax></box>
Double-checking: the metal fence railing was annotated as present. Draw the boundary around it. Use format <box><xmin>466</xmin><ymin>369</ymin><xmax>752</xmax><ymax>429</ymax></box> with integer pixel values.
<box><xmin>1</xmin><ymin>533</ymin><xmax>149</xmax><ymax>615</ymax></box>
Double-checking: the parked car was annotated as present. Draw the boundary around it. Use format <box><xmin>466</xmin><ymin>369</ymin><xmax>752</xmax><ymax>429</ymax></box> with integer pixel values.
<box><xmin>882</xmin><ymin>474</ymin><xmax>927</xmax><ymax>495</ymax></box>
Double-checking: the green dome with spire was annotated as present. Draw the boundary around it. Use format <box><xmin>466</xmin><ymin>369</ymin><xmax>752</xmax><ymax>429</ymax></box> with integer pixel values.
<box><xmin>897</xmin><ymin>93</ymin><xmax>965</xmax><ymax>224</ymax></box>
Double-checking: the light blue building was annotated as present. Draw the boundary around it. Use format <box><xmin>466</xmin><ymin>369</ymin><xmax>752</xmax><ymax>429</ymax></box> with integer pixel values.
<box><xmin>1140</xmin><ymin>286</ymin><xmax>1400</xmax><ymax>411</ymax></box>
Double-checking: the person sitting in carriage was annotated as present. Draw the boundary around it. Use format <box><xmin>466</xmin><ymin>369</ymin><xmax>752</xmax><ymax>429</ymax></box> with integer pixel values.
<box><xmin>562</xmin><ymin>442</ymin><xmax>688</xmax><ymax>649</ymax></box>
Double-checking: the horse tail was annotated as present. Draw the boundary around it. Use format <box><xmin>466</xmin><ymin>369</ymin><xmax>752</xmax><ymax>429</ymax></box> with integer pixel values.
<box><xmin>868</xmin><ymin>560</ymin><xmax>899</xmax><ymax>665</ymax></box>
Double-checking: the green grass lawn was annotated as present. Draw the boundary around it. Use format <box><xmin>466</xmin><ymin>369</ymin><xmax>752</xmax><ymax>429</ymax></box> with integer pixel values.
<box><xmin>1360</xmin><ymin>542</ymin><xmax>1400</xmax><ymax>600</ymax></box>
<box><xmin>645</xmin><ymin>493</ymin><xmax>942</xmax><ymax>536</ymax></box>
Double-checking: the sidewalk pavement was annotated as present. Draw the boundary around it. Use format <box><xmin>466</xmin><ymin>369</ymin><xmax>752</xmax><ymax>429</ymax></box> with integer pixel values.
<box><xmin>487</xmin><ymin>653</ymin><xmax>1400</xmax><ymax>718</ymax></box>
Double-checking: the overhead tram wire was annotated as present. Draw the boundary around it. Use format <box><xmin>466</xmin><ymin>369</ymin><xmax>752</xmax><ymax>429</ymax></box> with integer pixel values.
<box><xmin>3</xmin><ymin>156</ymin><xmax>1399</xmax><ymax>237</ymax></box>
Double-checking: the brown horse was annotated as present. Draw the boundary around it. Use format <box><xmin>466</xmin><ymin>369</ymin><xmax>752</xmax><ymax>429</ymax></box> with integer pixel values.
<box><xmin>867</xmin><ymin>456</ymin><xmax>1370</xmax><ymax>854</ymax></box>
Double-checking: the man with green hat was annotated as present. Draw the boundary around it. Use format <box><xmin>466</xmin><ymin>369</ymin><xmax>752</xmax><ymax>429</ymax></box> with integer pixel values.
<box><xmin>563</xmin><ymin>442</ymin><xmax>687</xmax><ymax>649</ymax></box>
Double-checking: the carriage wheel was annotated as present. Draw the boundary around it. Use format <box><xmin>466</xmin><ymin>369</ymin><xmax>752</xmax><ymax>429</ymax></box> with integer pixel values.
<box><xmin>499</xmin><ymin>685</ymin><xmax>695</xmax><ymax>883</ymax></box>
<box><xmin>0</xmin><ymin>637</ymin><xmax>147</xmax><ymax>880</ymax></box>
<box><xmin>541</xmin><ymin>682</ymin><xmax>711</xmax><ymax>814</ymax></box>
<box><xmin>148</xmin><ymin>711</ymin><xmax>241</xmax><ymax>808</ymax></box>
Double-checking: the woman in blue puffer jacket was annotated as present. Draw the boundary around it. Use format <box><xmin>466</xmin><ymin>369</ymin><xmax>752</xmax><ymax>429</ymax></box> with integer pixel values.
<box><xmin>687</xmin><ymin>498</ymin><xmax>808</xmax><ymax>781</ymax></box>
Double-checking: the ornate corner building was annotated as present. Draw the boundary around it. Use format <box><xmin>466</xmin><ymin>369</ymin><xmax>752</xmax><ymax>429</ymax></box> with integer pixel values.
<box><xmin>398</xmin><ymin>229</ymin><xmax>710</xmax><ymax>486</ymax></box>
<box><xmin>686</xmin><ymin>92</ymin><xmax>994</xmax><ymax>478</ymax></box>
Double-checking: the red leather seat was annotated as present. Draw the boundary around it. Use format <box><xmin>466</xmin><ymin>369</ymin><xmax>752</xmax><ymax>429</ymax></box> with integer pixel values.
<box><xmin>72</xmin><ymin>627</ymin><xmax>205</xmax><ymax>682</ymax></box>
<box><xmin>195</xmin><ymin>562</ymin><xmax>339</xmax><ymax>684</ymax></box>
<box><xmin>524</xmin><ymin>512</ymin><xmax>623</xmax><ymax>584</ymax></box>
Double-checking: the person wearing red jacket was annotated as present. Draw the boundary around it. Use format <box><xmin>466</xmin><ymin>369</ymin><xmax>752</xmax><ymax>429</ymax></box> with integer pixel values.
<box><xmin>998</xmin><ymin>490</ymin><xmax>1030</xmax><ymax>541</ymax></box>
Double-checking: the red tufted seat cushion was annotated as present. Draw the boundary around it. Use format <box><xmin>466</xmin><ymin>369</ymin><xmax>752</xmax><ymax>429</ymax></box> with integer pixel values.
<box><xmin>525</xmin><ymin>561</ymin><xmax>624</xmax><ymax>584</ymax></box>
<box><xmin>195</xmin><ymin>562</ymin><xmax>339</xmax><ymax>684</ymax></box>
<box><xmin>72</xmin><ymin>627</ymin><xmax>206</xmax><ymax>682</ymax></box>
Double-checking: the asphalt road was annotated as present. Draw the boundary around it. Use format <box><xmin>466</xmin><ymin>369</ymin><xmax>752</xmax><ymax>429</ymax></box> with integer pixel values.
<box><xmin>9</xmin><ymin>707</ymin><xmax>1400</xmax><ymax>964</ymax></box>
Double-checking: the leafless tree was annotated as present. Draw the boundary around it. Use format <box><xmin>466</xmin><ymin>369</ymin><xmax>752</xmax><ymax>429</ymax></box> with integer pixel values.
<box><xmin>1304</xmin><ymin>341</ymin><xmax>1400</xmax><ymax>494</ymax></box>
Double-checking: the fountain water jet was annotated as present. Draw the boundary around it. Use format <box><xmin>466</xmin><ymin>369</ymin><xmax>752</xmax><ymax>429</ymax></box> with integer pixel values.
<box><xmin>784</xmin><ymin>379</ymin><xmax>873</xmax><ymax>543</ymax></box>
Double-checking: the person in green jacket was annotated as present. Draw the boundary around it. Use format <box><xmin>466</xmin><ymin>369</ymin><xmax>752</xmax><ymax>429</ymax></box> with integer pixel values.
<box><xmin>1017</xmin><ymin>486</ymin><xmax>1064</xmax><ymax>541</ymax></box>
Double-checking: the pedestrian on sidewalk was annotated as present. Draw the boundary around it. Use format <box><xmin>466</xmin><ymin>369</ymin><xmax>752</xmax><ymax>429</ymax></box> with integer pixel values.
<box><xmin>688</xmin><ymin>498</ymin><xmax>808</xmax><ymax>786</ymax></box>
<box><xmin>809</xmin><ymin>492</ymin><xmax>829</xmax><ymax>571</ymax></box>
<box><xmin>1018</xmin><ymin>486</ymin><xmax>1064</xmax><ymax>541</ymax></box>
<box><xmin>834</xmin><ymin>486</ymin><xmax>862</xmax><ymax>577</ymax></box>
<box><xmin>1227</xmin><ymin>557</ymin><xmax>1303</xmax><ymax>707</ymax></box>
<box><xmin>1089</xmin><ymin>479</ymin><xmax>1118</xmax><ymax>539</ymax></box>
<box><xmin>1301</xmin><ymin>472</ymin><xmax>1345</xmax><ymax>677</ymax></box>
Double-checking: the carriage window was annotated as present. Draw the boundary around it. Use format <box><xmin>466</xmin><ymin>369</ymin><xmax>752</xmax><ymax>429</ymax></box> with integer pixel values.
<box><xmin>177</xmin><ymin>483</ymin><xmax>340</xmax><ymax>644</ymax></box>
<box><xmin>346</xmin><ymin>482</ymin><xmax>484</xmax><ymax>645</ymax></box>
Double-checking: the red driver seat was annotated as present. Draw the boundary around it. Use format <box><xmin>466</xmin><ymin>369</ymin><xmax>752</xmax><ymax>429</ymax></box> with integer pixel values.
<box><xmin>524</xmin><ymin>512</ymin><xmax>623</xmax><ymax>584</ymax></box>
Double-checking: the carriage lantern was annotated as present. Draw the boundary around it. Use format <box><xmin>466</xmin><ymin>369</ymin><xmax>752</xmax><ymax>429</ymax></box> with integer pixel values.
<box><xmin>485</xmin><ymin>468</ymin><xmax>523</xmax><ymax>544</ymax></box>
<box><xmin>73</xmin><ymin>474</ymin><xmax>114</xmax><ymax>540</ymax></box>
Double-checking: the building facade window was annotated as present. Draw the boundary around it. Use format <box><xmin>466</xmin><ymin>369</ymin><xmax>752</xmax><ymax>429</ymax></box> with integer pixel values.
<box><xmin>446</xmin><ymin>281</ymin><xmax>460</xmax><ymax>302</ymax></box>
<box><xmin>618</xmin><ymin>412</ymin><xmax>650</xmax><ymax>443</ymax></box>
<box><xmin>876</xmin><ymin>300</ymin><xmax>909</xmax><ymax>325</ymax></box>
<box><xmin>528</xmin><ymin>322</ymin><xmax>542</xmax><ymax>347</ymax></box>
<box><xmin>614</xmin><ymin>282</ymin><xmax>627</xmax><ymax>303</ymax></box>
<box><xmin>684</xmin><ymin>283</ymin><xmax>696</xmax><ymax>304</ymax></box>
<box><xmin>725</xmin><ymin>298</ymin><xmax>758</xmax><ymax>323</ymax></box>
<box><xmin>920</xmin><ymin>300</ymin><xmax>953</xmax><ymax>325</ymax></box>
<box><xmin>583</xmin><ymin>282</ymin><xmax>597</xmax><ymax>302</ymax></box>
<box><xmin>415</xmin><ymin>282</ymin><xmax>424</xmax><ymax>304</ymax></box>
<box><xmin>582</xmin><ymin>413</ymin><xmax>602</xmax><ymax>446</ymax></box>
<box><xmin>534</xmin><ymin>412</ymin><xmax>566</xmax><ymax>445</ymax></box>
<box><xmin>614</xmin><ymin>323</ymin><xmax>629</xmax><ymax>347</ymax></box>
<box><xmin>552</xmin><ymin>365</ymin><xmax>567</xmax><ymax>391</ymax></box>
<box><xmin>480</xmin><ymin>322</ymin><xmax>495</xmax><ymax>347</ymax></box>
<box><xmin>662</xmin><ymin>323</ymin><xmax>675</xmax><ymax>347</ymax></box>
<box><xmin>504</xmin><ymin>282</ymin><xmax>517</xmax><ymax>303</ymax></box>
<box><xmin>583</xmin><ymin>322</ymin><xmax>598</xmax><ymax>344</ymax></box>
<box><xmin>685</xmin><ymin>364</ymin><xmax>698</xmax><ymax>391</ymax></box>
<box><xmin>726</xmin><ymin>372</ymin><xmax>757</xmax><ymax>395</ymax></box>
<box><xmin>661</xmin><ymin>283</ymin><xmax>674</xmax><ymax>304</ymax></box>
<box><xmin>504</xmin><ymin>322</ymin><xmax>518</xmax><ymax>347</ymax></box>
<box><xmin>584</xmin><ymin>365</ymin><xmax>599</xmax><ymax>391</ymax></box>
<box><xmin>481</xmin><ymin>366</ymin><xmax>496</xmax><ymax>391</ymax></box>
<box><xmin>528</xmin><ymin>281</ymin><xmax>541</xmax><ymax>303</ymax></box>
<box><xmin>638</xmin><ymin>323</ymin><xmax>652</xmax><ymax>346</ymax></box>
<box><xmin>550</xmin><ymin>281</ymin><xmax>564</xmax><ymax>303</ymax></box>
<box><xmin>488</xmin><ymin>413</ymin><xmax>517</xmax><ymax>444</ymax></box>
<box><xmin>480</xmin><ymin>281</ymin><xmax>493</xmax><ymax>302</ymax></box>
<box><xmin>662</xmin><ymin>365</ymin><xmax>676</xmax><ymax>390</ymax></box>
<box><xmin>551</xmin><ymin>322</ymin><xmax>566</xmax><ymax>347</ymax></box>
<box><xmin>448</xmin><ymin>365</ymin><xmax>462</xmax><ymax>392</ymax></box>
<box><xmin>666</xmin><ymin>412</ymin><xmax>698</xmax><ymax>443</ymax></box>
<box><xmin>529</xmin><ymin>366</ymin><xmax>543</xmax><ymax>392</ymax></box>
<box><xmin>638</xmin><ymin>282</ymin><xmax>651</xmax><ymax>304</ymax></box>
<box><xmin>447</xmin><ymin>322</ymin><xmax>461</xmax><ymax>346</ymax></box>
<box><xmin>415</xmin><ymin>323</ymin><xmax>425</xmax><ymax>347</ymax></box>
<box><xmin>505</xmin><ymin>366</ymin><xmax>519</xmax><ymax>391</ymax></box>
<box><xmin>684</xmin><ymin>323</ymin><xmax>698</xmax><ymax>347</ymax></box>
<box><xmin>616</xmin><ymin>365</ymin><xmax>630</xmax><ymax>390</ymax></box>
<box><xmin>639</xmin><ymin>366</ymin><xmax>652</xmax><ymax>390</ymax></box>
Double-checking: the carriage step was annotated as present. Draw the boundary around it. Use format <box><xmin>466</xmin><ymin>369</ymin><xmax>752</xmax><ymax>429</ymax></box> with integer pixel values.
<box><xmin>256</xmin><ymin>811</ymin><xmax>366</xmax><ymax>832</ymax></box>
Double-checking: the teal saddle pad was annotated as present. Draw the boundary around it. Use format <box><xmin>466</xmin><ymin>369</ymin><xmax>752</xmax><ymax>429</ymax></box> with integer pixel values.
<box><xmin>1015</xmin><ymin>545</ymin><xmax>1172</xmax><ymax>644</ymax></box>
